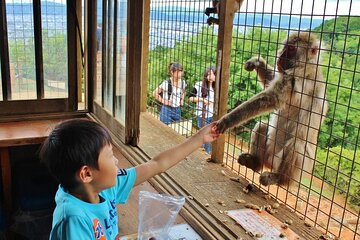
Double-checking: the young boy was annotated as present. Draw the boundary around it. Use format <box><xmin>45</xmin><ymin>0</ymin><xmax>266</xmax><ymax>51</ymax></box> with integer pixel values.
<box><xmin>40</xmin><ymin>119</ymin><xmax>219</xmax><ymax>239</ymax></box>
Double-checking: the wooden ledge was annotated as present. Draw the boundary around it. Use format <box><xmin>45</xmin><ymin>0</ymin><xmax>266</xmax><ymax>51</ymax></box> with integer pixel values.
<box><xmin>0</xmin><ymin>120</ymin><xmax>59</xmax><ymax>147</ymax></box>
<box><xmin>0</xmin><ymin>114</ymin><xmax>88</xmax><ymax>147</ymax></box>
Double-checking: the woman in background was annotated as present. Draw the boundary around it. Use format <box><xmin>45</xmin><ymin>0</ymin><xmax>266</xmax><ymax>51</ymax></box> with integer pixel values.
<box><xmin>189</xmin><ymin>66</ymin><xmax>216</xmax><ymax>154</ymax></box>
<box><xmin>153</xmin><ymin>62</ymin><xmax>186</xmax><ymax>125</ymax></box>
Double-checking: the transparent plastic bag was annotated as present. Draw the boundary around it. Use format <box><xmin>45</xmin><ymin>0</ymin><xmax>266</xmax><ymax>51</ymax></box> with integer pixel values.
<box><xmin>137</xmin><ymin>191</ymin><xmax>185</xmax><ymax>240</ymax></box>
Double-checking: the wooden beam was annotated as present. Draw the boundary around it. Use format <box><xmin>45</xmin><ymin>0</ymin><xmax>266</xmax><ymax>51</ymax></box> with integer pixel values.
<box><xmin>140</xmin><ymin>0</ymin><xmax>150</xmax><ymax>112</ymax></box>
<box><xmin>0</xmin><ymin>0</ymin><xmax>11</xmax><ymax>100</ymax></box>
<box><xmin>125</xmin><ymin>0</ymin><xmax>143</xmax><ymax>145</ymax></box>
<box><xmin>76</xmin><ymin>0</ymin><xmax>82</xmax><ymax>103</ymax></box>
<box><xmin>33</xmin><ymin>0</ymin><xmax>45</xmax><ymax>99</ymax></box>
<box><xmin>112</xmin><ymin>0</ymin><xmax>118</xmax><ymax>116</ymax></box>
<box><xmin>0</xmin><ymin>111</ymin><xmax>87</xmax><ymax>123</ymax></box>
<box><xmin>0</xmin><ymin>99</ymin><xmax>69</xmax><ymax>115</ymax></box>
<box><xmin>101</xmin><ymin>0</ymin><xmax>107</xmax><ymax>107</ymax></box>
<box><xmin>85</xmin><ymin>0</ymin><xmax>96</xmax><ymax>112</ymax></box>
<box><xmin>211</xmin><ymin>0</ymin><xmax>244</xmax><ymax>163</ymax></box>
<box><xmin>67</xmin><ymin>0</ymin><xmax>78</xmax><ymax>111</ymax></box>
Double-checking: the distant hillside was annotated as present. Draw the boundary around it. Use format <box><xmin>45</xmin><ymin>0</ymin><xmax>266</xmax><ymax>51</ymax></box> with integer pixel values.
<box><xmin>314</xmin><ymin>16</ymin><xmax>360</xmax><ymax>41</ymax></box>
<box><xmin>6</xmin><ymin>1</ymin><xmax>66</xmax><ymax>15</ymax></box>
<box><xmin>313</xmin><ymin>16</ymin><xmax>360</xmax><ymax>55</ymax></box>
<box><xmin>151</xmin><ymin>7</ymin><xmax>324</xmax><ymax>30</ymax></box>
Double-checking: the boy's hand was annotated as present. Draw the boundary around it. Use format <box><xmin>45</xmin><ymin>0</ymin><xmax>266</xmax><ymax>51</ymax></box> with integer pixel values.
<box><xmin>198</xmin><ymin>122</ymin><xmax>221</xmax><ymax>143</ymax></box>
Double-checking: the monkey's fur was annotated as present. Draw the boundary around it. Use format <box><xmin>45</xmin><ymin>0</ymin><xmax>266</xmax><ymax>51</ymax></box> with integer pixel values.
<box><xmin>204</xmin><ymin>0</ymin><xmax>242</xmax><ymax>25</ymax></box>
<box><xmin>217</xmin><ymin>32</ymin><xmax>328</xmax><ymax>187</ymax></box>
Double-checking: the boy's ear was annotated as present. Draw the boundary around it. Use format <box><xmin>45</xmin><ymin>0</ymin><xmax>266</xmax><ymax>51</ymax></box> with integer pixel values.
<box><xmin>78</xmin><ymin>166</ymin><xmax>93</xmax><ymax>183</ymax></box>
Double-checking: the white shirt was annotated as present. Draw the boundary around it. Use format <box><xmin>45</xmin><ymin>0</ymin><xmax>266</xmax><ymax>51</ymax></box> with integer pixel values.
<box><xmin>192</xmin><ymin>81</ymin><xmax>214</xmax><ymax>118</ymax></box>
<box><xmin>159</xmin><ymin>79</ymin><xmax>186</xmax><ymax>108</ymax></box>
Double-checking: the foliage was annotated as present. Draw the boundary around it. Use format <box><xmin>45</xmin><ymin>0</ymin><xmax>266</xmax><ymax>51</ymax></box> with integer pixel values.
<box><xmin>312</xmin><ymin>17</ymin><xmax>360</xmax><ymax>150</ymax></box>
<box><xmin>8</xmin><ymin>30</ymin><xmax>68</xmax><ymax>86</ymax></box>
<box><xmin>315</xmin><ymin>147</ymin><xmax>360</xmax><ymax>206</ymax></box>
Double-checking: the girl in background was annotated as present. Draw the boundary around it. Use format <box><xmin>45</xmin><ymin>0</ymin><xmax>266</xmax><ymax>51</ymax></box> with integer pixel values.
<box><xmin>189</xmin><ymin>66</ymin><xmax>216</xmax><ymax>154</ymax></box>
<box><xmin>153</xmin><ymin>62</ymin><xmax>186</xmax><ymax>125</ymax></box>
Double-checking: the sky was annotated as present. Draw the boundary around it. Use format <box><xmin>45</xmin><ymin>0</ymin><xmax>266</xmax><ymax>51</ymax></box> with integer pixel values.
<box><xmin>7</xmin><ymin>0</ymin><xmax>360</xmax><ymax>16</ymax></box>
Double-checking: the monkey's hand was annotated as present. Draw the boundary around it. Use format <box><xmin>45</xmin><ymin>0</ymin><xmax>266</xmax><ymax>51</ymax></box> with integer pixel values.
<box><xmin>245</xmin><ymin>56</ymin><xmax>274</xmax><ymax>89</ymax></box>
<box><xmin>244</xmin><ymin>56</ymin><xmax>267</xmax><ymax>72</ymax></box>
<box><xmin>216</xmin><ymin>115</ymin><xmax>231</xmax><ymax>134</ymax></box>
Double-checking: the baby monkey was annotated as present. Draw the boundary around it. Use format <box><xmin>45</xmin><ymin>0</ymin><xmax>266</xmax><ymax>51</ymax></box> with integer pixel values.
<box><xmin>217</xmin><ymin>32</ymin><xmax>328</xmax><ymax>187</ymax></box>
<box><xmin>204</xmin><ymin>0</ymin><xmax>243</xmax><ymax>25</ymax></box>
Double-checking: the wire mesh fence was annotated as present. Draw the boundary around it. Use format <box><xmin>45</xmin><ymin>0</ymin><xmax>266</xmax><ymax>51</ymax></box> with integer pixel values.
<box><xmin>147</xmin><ymin>0</ymin><xmax>360</xmax><ymax>239</ymax></box>
<box><xmin>148</xmin><ymin>0</ymin><xmax>218</xmax><ymax>137</ymax></box>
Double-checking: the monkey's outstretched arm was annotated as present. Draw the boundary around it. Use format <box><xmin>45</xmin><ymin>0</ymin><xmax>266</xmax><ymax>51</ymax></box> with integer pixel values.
<box><xmin>217</xmin><ymin>76</ymin><xmax>292</xmax><ymax>133</ymax></box>
<box><xmin>245</xmin><ymin>56</ymin><xmax>275</xmax><ymax>88</ymax></box>
<box><xmin>217</xmin><ymin>91</ymin><xmax>279</xmax><ymax>133</ymax></box>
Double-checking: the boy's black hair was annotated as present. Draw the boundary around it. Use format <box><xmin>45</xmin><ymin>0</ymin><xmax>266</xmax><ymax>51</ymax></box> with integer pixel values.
<box><xmin>40</xmin><ymin>119</ymin><xmax>112</xmax><ymax>190</ymax></box>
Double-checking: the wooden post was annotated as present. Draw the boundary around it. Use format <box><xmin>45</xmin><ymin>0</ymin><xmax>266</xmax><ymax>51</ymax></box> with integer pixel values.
<box><xmin>76</xmin><ymin>0</ymin><xmax>82</xmax><ymax>103</ymax></box>
<box><xmin>140</xmin><ymin>0</ymin><xmax>150</xmax><ymax>112</ymax></box>
<box><xmin>0</xmin><ymin>0</ymin><xmax>11</xmax><ymax>100</ymax></box>
<box><xmin>126</xmin><ymin>0</ymin><xmax>143</xmax><ymax>145</ymax></box>
<box><xmin>33</xmin><ymin>0</ymin><xmax>45</xmax><ymax>99</ymax></box>
<box><xmin>67</xmin><ymin>0</ymin><xmax>78</xmax><ymax>110</ymax></box>
<box><xmin>85</xmin><ymin>0</ymin><xmax>96</xmax><ymax>112</ymax></box>
<box><xmin>211</xmin><ymin>0</ymin><xmax>244</xmax><ymax>163</ymax></box>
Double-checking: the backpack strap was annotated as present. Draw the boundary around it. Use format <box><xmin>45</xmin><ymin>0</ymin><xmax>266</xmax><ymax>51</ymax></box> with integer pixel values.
<box><xmin>167</xmin><ymin>79</ymin><xmax>172</xmax><ymax>97</ymax></box>
<box><xmin>180</xmin><ymin>80</ymin><xmax>185</xmax><ymax>100</ymax></box>
<box><xmin>167</xmin><ymin>79</ymin><xmax>185</xmax><ymax>98</ymax></box>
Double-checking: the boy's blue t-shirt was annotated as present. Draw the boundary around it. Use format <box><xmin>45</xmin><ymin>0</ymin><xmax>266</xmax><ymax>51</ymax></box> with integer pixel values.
<box><xmin>50</xmin><ymin>167</ymin><xmax>136</xmax><ymax>240</ymax></box>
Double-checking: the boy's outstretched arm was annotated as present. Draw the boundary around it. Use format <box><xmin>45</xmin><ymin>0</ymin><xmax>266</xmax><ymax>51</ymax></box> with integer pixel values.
<box><xmin>134</xmin><ymin>122</ymin><xmax>220</xmax><ymax>186</ymax></box>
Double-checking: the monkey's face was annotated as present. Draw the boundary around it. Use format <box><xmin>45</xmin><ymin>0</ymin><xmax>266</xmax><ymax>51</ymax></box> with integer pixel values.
<box><xmin>277</xmin><ymin>33</ymin><xmax>319</xmax><ymax>72</ymax></box>
<box><xmin>277</xmin><ymin>44</ymin><xmax>298</xmax><ymax>72</ymax></box>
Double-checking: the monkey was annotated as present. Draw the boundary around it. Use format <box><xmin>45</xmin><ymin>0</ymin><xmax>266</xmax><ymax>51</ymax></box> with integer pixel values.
<box><xmin>204</xmin><ymin>0</ymin><xmax>243</xmax><ymax>25</ymax></box>
<box><xmin>216</xmin><ymin>32</ymin><xmax>328</xmax><ymax>187</ymax></box>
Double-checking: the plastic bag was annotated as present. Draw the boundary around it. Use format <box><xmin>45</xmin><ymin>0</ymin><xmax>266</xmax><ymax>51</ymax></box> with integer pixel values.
<box><xmin>137</xmin><ymin>191</ymin><xmax>185</xmax><ymax>240</ymax></box>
